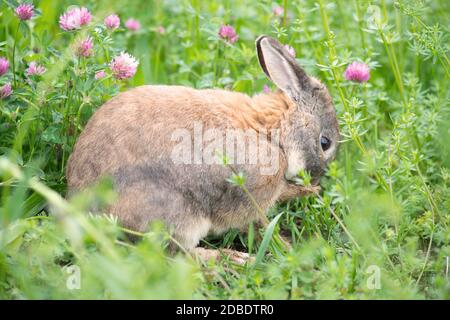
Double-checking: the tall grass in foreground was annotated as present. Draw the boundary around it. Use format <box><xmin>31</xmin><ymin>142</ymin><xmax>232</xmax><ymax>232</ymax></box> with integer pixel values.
<box><xmin>0</xmin><ymin>0</ymin><xmax>449</xmax><ymax>299</ymax></box>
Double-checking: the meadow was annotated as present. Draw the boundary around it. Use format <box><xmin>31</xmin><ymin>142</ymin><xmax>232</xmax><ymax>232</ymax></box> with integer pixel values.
<box><xmin>0</xmin><ymin>0</ymin><xmax>448</xmax><ymax>299</ymax></box>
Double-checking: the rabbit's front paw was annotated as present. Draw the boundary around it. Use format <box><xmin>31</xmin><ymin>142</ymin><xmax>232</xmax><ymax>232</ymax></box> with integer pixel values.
<box><xmin>192</xmin><ymin>247</ymin><xmax>254</xmax><ymax>266</ymax></box>
<box><xmin>278</xmin><ymin>184</ymin><xmax>321</xmax><ymax>202</ymax></box>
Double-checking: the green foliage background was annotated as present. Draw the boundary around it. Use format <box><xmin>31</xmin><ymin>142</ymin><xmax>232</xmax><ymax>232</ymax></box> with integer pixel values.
<box><xmin>0</xmin><ymin>0</ymin><xmax>449</xmax><ymax>299</ymax></box>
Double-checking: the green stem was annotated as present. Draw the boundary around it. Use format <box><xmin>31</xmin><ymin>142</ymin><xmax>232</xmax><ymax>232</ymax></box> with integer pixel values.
<box><xmin>380</xmin><ymin>0</ymin><xmax>389</xmax><ymax>22</ymax></box>
<box><xmin>227</xmin><ymin>164</ymin><xmax>291</xmax><ymax>251</ymax></box>
<box><xmin>379</xmin><ymin>31</ymin><xmax>405</xmax><ymax>101</ymax></box>
<box><xmin>318</xmin><ymin>0</ymin><xmax>337</xmax><ymax>59</ymax></box>
<box><xmin>12</xmin><ymin>23</ymin><xmax>20</xmax><ymax>87</ymax></box>
<box><xmin>317</xmin><ymin>194</ymin><xmax>361</xmax><ymax>251</ymax></box>
<box><xmin>283</xmin><ymin>0</ymin><xmax>288</xmax><ymax>27</ymax></box>
<box><xmin>354</xmin><ymin>0</ymin><xmax>366</xmax><ymax>50</ymax></box>
<box><xmin>414</xmin><ymin>164</ymin><xmax>437</xmax><ymax>286</ymax></box>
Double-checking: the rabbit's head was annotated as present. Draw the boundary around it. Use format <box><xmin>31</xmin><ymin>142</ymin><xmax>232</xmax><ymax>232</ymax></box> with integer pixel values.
<box><xmin>256</xmin><ymin>36</ymin><xmax>339</xmax><ymax>184</ymax></box>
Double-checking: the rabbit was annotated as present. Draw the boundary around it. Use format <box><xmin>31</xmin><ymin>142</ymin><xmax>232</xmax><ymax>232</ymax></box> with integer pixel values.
<box><xmin>66</xmin><ymin>35</ymin><xmax>340</xmax><ymax>261</ymax></box>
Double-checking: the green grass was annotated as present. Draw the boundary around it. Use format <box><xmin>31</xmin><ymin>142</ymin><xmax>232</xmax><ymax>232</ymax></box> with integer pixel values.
<box><xmin>0</xmin><ymin>0</ymin><xmax>449</xmax><ymax>299</ymax></box>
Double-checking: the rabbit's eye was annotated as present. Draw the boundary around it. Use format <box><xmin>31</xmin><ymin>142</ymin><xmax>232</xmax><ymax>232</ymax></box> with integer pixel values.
<box><xmin>320</xmin><ymin>136</ymin><xmax>331</xmax><ymax>151</ymax></box>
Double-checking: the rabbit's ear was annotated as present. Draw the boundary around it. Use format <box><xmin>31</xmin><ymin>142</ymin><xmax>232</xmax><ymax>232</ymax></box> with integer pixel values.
<box><xmin>256</xmin><ymin>35</ymin><xmax>310</xmax><ymax>101</ymax></box>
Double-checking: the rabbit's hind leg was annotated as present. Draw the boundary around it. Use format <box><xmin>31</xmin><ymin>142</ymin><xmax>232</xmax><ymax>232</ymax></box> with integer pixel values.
<box><xmin>170</xmin><ymin>215</ymin><xmax>212</xmax><ymax>251</ymax></box>
<box><xmin>110</xmin><ymin>180</ymin><xmax>213</xmax><ymax>251</ymax></box>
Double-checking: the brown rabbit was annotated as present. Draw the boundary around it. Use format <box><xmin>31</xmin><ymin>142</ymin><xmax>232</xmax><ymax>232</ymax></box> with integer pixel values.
<box><xmin>66</xmin><ymin>36</ymin><xmax>339</xmax><ymax>260</ymax></box>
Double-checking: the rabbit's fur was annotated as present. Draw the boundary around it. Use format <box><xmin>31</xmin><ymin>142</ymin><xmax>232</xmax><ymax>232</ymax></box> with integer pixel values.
<box><xmin>66</xmin><ymin>36</ymin><xmax>339</xmax><ymax>250</ymax></box>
